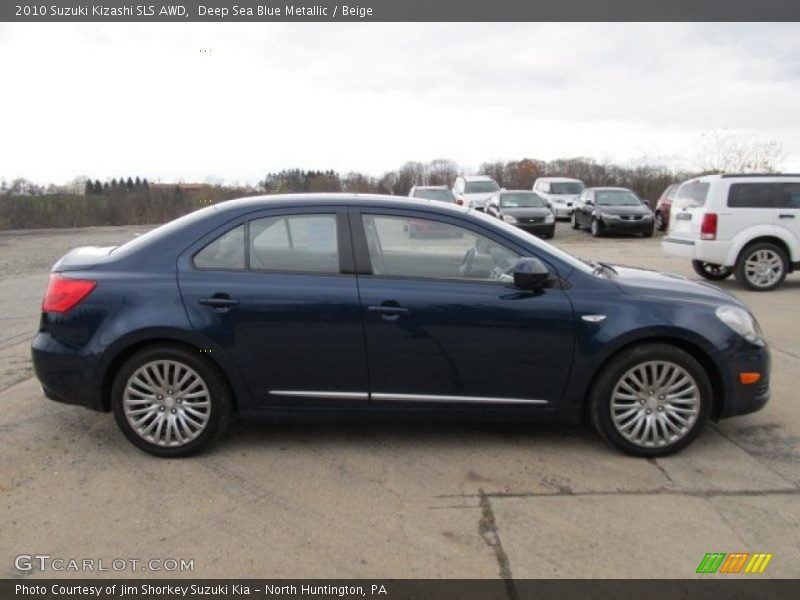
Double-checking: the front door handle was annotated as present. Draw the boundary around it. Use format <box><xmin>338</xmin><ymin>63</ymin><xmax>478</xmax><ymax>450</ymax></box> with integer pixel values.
<box><xmin>199</xmin><ymin>294</ymin><xmax>240</xmax><ymax>312</ymax></box>
<box><xmin>367</xmin><ymin>303</ymin><xmax>410</xmax><ymax>321</ymax></box>
<box><xmin>778</xmin><ymin>214</ymin><xmax>796</xmax><ymax>219</ymax></box>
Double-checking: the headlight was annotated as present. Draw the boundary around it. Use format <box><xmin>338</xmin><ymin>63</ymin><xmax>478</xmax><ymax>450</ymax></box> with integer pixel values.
<box><xmin>601</xmin><ymin>212</ymin><xmax>619</xmax><ymax>220</ymax></box>
<box><xmin>545</xmin><ymin>213</ymin><xmax>555</xmax><ymax>224</ymax></box>
<box><xmin>553</xmin><ymin>199</ymin><xmax>565</xmax><ymax>204</ymax></box>
<box><xmin>716</xmin><ymin>306</ymin><xmax>763</xmax><ymax>344</ymax></box>
<box><xmin>502</xmin><ymin>214</ymin><xmax>518</xmax><ymax>224</ymax></box>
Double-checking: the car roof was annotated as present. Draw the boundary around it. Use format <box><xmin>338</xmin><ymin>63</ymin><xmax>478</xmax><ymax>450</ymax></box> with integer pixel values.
<box><xmin>535</xmin><ymin>177</ymin><xmax>583</xmax><ymax>183</ymax></box>
<box><xmin>499</xmin><ymin>189</ymin><xmax>538</xmax><ymax>194</ymax></box>
<box><xmin>462</xmin><ymin>175</ymin><xmax>496</xmax><ymax>182</ymax></box>
<box><xmin>686</xmin><ymin>173</ymin><xmax>800</xmax><ymax>182</ymax></box>
<box><xmin>212</xmin><ymin>193</ymin><xmax>469</xmax><ymax>214</ymax></box>
<box><xmin>586</xmin><ymin>187</ymin><xmax>634</xmax><ymax>192</ymax></box>
<box><xmin>412</xmin><ymin>185</ymin><xmax>449</xmax><ymax>190</ymax></box>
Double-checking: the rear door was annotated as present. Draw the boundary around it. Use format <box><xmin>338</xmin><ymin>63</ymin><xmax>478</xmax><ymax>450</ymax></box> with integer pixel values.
<box><xmin>178</xmin><ymin>207</ymin><xmax>369</xmax><ymax>407</ymax></box>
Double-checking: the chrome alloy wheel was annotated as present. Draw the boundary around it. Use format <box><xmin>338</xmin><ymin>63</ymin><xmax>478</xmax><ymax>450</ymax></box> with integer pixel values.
<box><xmin>610</xmin><ymin>360</ymin><xmax>700</xmax><ymax>448</ymax></box>
<box><xmin>123</xmin><ymin>360</ymin><xmax>211</xmax><ymax>447</ymax></box>
<box><xmin>744</xmin><ymin>249</ymin><xmax>783</xmax><ymax>288</ymax></box>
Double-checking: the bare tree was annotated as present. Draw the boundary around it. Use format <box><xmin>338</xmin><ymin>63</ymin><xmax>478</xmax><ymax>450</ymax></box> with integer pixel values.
<box><xmin>695</xmin><ymin>130</ymin><xmax>786</xmax><ymax>174</ymax></box>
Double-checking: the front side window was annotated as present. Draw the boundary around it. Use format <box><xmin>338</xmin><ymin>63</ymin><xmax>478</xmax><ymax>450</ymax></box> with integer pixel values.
<box><xmin>362</xmin><ymin>214</ymin><xmax>518</xmax><ymax>282</ymax></box>
<box><xmin>249</xmin><ymin>214</ymin><xmax>339</xmax><ymax>273</ymax></box>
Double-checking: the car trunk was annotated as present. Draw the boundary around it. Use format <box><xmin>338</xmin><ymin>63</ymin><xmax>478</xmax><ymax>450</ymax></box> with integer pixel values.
<box><xmin>667</xmin><ymin>181</ymin><xmax>711</xmax><ymax>241</ymax></box>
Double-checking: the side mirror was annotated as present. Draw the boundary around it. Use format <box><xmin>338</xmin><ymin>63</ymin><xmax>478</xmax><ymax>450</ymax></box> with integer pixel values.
<box><xmin>513</xmin><ymin>257</ymin><xmax>554</xmax><ymax>290</ymax></box>
<box><xmin>585</xmin><ymin>199</ymin><xmax>593</xmax><ymax>206</ymax></box>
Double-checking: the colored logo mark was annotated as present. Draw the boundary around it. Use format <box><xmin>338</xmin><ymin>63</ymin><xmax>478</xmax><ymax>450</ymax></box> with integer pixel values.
<box><xmin>696</xmin><ymin>552</ymin><xmax>772</xmax><ymax>574</ymax></box>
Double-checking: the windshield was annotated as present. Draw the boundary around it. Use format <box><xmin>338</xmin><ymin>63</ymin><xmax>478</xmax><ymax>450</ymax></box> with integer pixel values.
<box><xmin>414</xmin><ymin>188</ymin><xmax>455</xmax><ymax>202</ymax></box>
<box><xmin>549</xmin><ymin>182</ymin><xmax>584</xmax><ymax>195</ymax></box>
<box><xmin>675</xmin><ymin>181</ymin><xmax>710</xmax><ymax>207</ymax></box>
<box><xmin>500</xmin><ymin>193</ymin><xmax>546</xmax><ymax>208</ymax></box>
<box><xmin>470</xmin><ymin>209</ymin><xmax>595</xmax><ymax>276</ymax></box>
<box><xmin>595</xmin><ymin>190</ymin><xmax>641</xmax><ymax>206</ymax></box>
<box><xmin>465</xmin><ymin>180</ymin><xmax>500</xmax><ymax>194</ymax></box>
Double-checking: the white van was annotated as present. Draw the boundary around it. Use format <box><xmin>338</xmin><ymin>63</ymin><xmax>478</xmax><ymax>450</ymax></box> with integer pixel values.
<box><xmin>532</xmin><ymin>177</ymin><xmax>585</xmax><ymax>218</ymax></box>
<box><xmin>662</xmin><ymin>174</ymin><xmax>800</xmax><ymax>291</ymax></box>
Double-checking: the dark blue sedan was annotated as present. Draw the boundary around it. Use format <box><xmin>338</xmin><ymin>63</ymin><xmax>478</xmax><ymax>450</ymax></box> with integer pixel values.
<box><xmin>32</xmin><ymin>194</ymin><xmax>770</xmax><ymax>457</ymax></box>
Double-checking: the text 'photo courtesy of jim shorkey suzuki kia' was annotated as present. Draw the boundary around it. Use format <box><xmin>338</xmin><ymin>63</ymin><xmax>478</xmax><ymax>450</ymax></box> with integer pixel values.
<box><xmin>32</xmin><ymin>194</ymin><xmax>770</xmax><ymax>458</ymax></box>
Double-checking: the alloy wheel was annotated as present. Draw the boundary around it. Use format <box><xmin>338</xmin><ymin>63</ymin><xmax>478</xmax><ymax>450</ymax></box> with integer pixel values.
<box><xmin>744</xmin><ymin>249</ymin><xmax>784</xmax><ymax>288</ymax></box>
<box><xmin>123</xmin><ymin>359</ymin><xmax>211</xmax><ymax>447</ymax></box>
<box><xmin>610</xmin><ymin>360</ymin><xmax>700</xmax><ymax>448</ymax></box>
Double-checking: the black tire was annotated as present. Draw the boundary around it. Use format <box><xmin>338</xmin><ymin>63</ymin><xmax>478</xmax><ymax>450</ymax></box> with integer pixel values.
<box><xmin>692</xmin><ymin>260</ymin><xmax>733</xmax><ymax>281</ymax></box>
<box><xmin>111</xmin><ymin>344</ymin><xmax>232</xmax><ymax>457</ymax></box>
<box><xmin>590</xmin><ymin>343</ymin><xmax>712</xmax><ymax>457</ymax></box>
<box><xmin>734</xmin><ymin>242</ymin><xmax>788</xmax><ymax>292</ymax></box>
<box><xmin>571</xmin><ymin>212</ymin><xmax>580</xmax><ymax>230</ymax></box>
<box><xmin>642</xmin><ymin>223</ymin><xmax>655</xmax><ymax>238</ymax></box>
<box><xmin>591</xmin><ymin>218</ymin><xmax>604</xmax><ymax>237</ymax></box>
<box><xmin>655</xmin><ymin>211</ymin><xmax>666</xmax><ymax>232</ymax></box>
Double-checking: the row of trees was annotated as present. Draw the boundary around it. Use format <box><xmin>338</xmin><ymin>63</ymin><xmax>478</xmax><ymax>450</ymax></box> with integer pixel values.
<box><xmin>84</xmin><ymin>177</ymin><xmax>150</xmax><ymax>195</ymax></box>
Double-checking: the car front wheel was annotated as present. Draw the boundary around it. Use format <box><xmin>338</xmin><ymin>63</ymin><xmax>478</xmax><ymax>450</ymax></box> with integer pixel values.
<box><xmin>692</xmin><ymin>260</ymin><xmax>733</xmax><ymax>281</ymax></box>
<box><xmin>590</xmin><ymin>343</ymin><xmax>711</xmax><ymax>457</ymax></box>
<box><xmin>591</xmin><ymin>218</ymin><xmax>604</xmax><ymax>237</ymax></box>
<box><xmin>111</xmin><ymin>344</ymin><xmax>232</xmax><ymax>457</ymax></box>
<box><xmin>571</xmin><ymin>212</ymin><xmax>580</xmax><ymax>230</ymax></box>
<box><xmin>655</xmin><ymin>211</ymin><xmax>666</xmax><ymax>231</ymax></box>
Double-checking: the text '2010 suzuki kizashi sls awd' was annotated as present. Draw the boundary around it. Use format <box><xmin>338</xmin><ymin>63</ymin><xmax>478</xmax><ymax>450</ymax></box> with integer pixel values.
<box><xmin>32</xmin><ymin>194</ymin><xmax>769</xmax><ymax>457</ymax></box>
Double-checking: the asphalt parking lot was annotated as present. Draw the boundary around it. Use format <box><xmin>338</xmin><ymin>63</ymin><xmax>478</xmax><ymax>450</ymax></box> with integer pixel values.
<box><xmin>1</xmin><ymin>222</ymin><xmax>799</xmax><ymax>579</ymax></box>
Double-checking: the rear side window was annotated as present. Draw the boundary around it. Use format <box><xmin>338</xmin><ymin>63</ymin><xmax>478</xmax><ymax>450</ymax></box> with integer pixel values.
<box><xmin>193</xmin><ymin>224</ymin><xmax>245</xmax><ymax>269</ymax></box>
<box><xmin>675</xmin><ymin>181</ymin><xmax>710</xmax><ymax>207</ymax></box>
<box><xmin>193</xmin><ymin>214</ymin><xmax>339</xmax><ymax>273</ymax></box>
<box><xmin>728</xmin><ymin>182</ymin><xmax>800</xmax><ymax>209</ymax></box>
<box><xmin>249</xmin><ymin>214</ymin><xmax>339</xmax><ymax>273</ymax></box>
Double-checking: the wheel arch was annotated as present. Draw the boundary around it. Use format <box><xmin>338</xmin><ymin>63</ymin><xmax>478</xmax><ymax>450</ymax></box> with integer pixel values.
<box><xmin>98</xmin><ymin>331</ymin><xmax>250</xmax><ymax>413</ymax></box>
<box><xmin>727</xmin><ymin>232</ymin><xmax>796</xmax><ymax>270</ymax></box>
<box><xmin>581</xmin><ymin>335</ymin><xmax>726</xmax><ymax>422</ymax></box>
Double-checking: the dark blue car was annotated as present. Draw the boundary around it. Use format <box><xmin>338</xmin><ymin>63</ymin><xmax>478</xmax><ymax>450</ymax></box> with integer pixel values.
<box><xmin>32</xmin><ymin>194</ymin><xmax>770</xmax><ymax>457</ymax></box>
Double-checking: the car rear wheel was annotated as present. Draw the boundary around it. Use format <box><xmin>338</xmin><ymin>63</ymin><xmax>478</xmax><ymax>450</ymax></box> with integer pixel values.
<box><xmin>590</xmin><ymin>343</ymin><xmax>711</xmax><ymax>457</ymax></box>
<box><xmin>692</xmin><ymin>260</ymin><xmax>733</xmax><ymax>281</ymax></box>
<box><xmin>111</xmin><ymin>345</ymin><xmax>232</xmax><ymax>457</ymax></box>
<box><xmin>655</xmin><ymin>211</ymin><xmax>666</xmax><ymax>231</ymax></box>
<box><xmin>734</xmin><ymin>243</ymin><xmax>788</xmax><ymax>291</ymax></box>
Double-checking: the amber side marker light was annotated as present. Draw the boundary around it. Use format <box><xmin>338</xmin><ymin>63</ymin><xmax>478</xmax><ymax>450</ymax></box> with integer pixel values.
<box><xmin>739</xmin><ymin>372</ymin><xmax>761</xmax><ymax>385</ymax></box>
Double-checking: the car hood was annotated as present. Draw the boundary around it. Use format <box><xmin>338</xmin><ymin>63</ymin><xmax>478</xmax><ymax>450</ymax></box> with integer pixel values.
<box><xmin>611</xmin><ymin>265</ymin><xmax>745</xmax><ymax>307</ymax></box>
<box><xmin>596</xmin><ymin>204</ymin><xmax>651</xmax><ymax>216</ymax></box>
<box><xmin>502</xmin><ymin>207</ymin><xmax>551</xmax><ymax>218</ymax></box>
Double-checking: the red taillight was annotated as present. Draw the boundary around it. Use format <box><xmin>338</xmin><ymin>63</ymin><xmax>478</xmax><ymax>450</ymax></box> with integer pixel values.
<box><xmin>701</xmin><ymin>213</ymin><xmax>718</xmax><ymax>240</ymax></box>
<box><xmin>42</xmin><ymin>274</ymin><xmax>96</xmax><ymax>313</ymax></box>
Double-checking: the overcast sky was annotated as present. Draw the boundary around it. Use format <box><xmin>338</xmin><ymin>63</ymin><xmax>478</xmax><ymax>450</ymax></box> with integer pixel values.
<box><xmin>1</xmin><ymin>22</ymin><xmax>799</xmax><ymax>185</ymax></box>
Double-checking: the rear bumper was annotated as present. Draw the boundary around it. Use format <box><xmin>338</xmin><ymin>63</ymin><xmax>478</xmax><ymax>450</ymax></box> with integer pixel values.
<box><xmin>662</xmin><ymin>238</ymin><xmax>734</xmax><ymax>265</ymax></box>
<box><xmin>31</xmin><ymin>332</ymin><xmax>106</xmax><ymax>412</ymax></box>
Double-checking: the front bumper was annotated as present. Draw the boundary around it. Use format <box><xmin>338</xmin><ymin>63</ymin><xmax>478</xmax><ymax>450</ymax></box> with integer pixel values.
<box><xmin>31</xmin><ymin>331</ymin><xmax>106</xmax><ymax>412</ymax></box>
<box><xmin>552</xmin><ymin>205</ymin><xmax>574</xmax><ymax>218</ymax></box>
<box><xmin>718</xmin><ymin>343</ymin><xmax>771</xmax><ymax>419</ymax></box>
<box><xmin>515</xmin><ymin>223</ymin><xmax>555</xmax><ymax>238</ymax></box>
<box><xmin>601</xmin><ymin>218</ymin><xmax>653</xmax><ymax>234</ymax></box>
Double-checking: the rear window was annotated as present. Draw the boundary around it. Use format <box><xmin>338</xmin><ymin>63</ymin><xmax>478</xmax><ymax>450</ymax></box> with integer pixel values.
<box><xmin>675</xmin><ymin>181</ymin><xmax>710</xmax><ymax>207</ymax></box>
<box><xmin>413</xmin><ymin>188</ymin><xmax>455</xmax><ymax>202</ymax></box>
<box><xmin>728</xmin><ymin>182</ymin><xmax>800</xmax><ymax>209</ymax></box>
<box><xmin>549</xmin><ymin>182</ymin><xmax>584</xmax><ymax>195</ymax></box>
<box><xmin>464</xmin><ymin>180</ymin><xmax>500</xmax><ymax>194</ymax></box>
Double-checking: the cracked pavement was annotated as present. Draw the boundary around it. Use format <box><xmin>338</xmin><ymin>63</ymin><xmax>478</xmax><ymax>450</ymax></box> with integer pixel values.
<box><xmin>1</xmin><ymin>223</ymin><xmax>798</xmax><ymax>579</ymax></box>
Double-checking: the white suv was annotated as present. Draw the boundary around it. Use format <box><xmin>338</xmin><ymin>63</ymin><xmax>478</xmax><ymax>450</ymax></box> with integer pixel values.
<box><xmin>662</xmin><ymin>174</ymin><xmax>800</xmax><ymax>291</ymax></box>
<box><xmin>532</xmin><ymin>177</ymin><xmax>585</xmax><ymax>219</ymax></box>
<box><xmin>452</xmin><ymin>175</ymin><xmax>501</xmax><ymax>211</ymax></box>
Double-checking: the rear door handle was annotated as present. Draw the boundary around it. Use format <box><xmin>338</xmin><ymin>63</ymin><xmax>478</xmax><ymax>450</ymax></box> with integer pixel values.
<box><xmin>779</xmin><ymin>214</ymin><xmax>796</xmax><ymax>219</ymax></box>
<box><xmin>199</xmin><ymin>295</ymin><xmax>240</xmax><ymax>312</ymax></box>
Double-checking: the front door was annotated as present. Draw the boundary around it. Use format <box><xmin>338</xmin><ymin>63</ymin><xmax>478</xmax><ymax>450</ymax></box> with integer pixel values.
<box><xmin>352</xmin><ymin>209</ymin><xmax>575</xmax><ymax>408</ymax></box>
